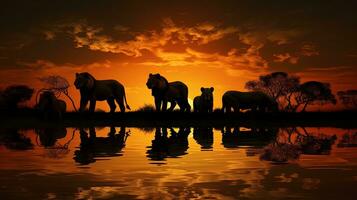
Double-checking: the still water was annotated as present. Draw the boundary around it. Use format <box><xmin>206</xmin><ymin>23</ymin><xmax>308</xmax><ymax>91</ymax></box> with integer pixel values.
<box><xmin>0</xmin><ymin>126</ymin><xmax>356</xmax><ymax>199</ymax></box>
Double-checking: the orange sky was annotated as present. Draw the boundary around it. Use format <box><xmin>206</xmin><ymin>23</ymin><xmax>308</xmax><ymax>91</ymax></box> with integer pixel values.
<box><xmin>1</xmin><ymin>1</ymin><xmax>357</xmax><ymax>111</ymax></box>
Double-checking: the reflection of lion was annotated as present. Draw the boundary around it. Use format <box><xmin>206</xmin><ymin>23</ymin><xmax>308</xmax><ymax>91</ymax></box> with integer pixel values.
<box><xmin>146</xmin><ymin>73</ymin><xmax>190</xmax><ymax>112</ymax></box>
<box><xmin>36</xmin><ymin>91</ymin><xmax>66</xmax><ymax>120</ymax></box>
<box><xmin>74</xmin><ymin>72</ymin><xmax>130</xmax><ymax>112</ymax></box>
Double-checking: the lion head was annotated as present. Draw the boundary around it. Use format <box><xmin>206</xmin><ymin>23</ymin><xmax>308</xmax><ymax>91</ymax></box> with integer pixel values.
<box><xmin>146</xmin><ymin>73</ymin><xmax>168</xmax><ymax>90</ymax></box>
<box><xmin>200</xmin><ymin>87</ymin><xmax>214</xmax><ymax>102</ymax></box>
<box><xmin>74</xmin><ymin>72</ymin><xmax>95</xmax><ymax>90</ymax></box>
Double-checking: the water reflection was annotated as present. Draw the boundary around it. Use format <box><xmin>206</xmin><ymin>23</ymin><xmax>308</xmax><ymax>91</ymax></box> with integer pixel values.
<box><xmin>146</xmin><ymin>127</ymin><xmax>190</xmax><ymax>162</ymax></box>
<box><xmin>221</xmin><ymin>126</ymin><xmax>278</xmax><ymax>148</ymax></box>
<box><xmin>338</xmin><ymin>131</ymin><xmax>357</xmax><ymax>147</ymax></box>
<box><xmin>259</xmin><ymin>127</ymin><xmax>338</xmax><ymax>163</ymax></box>
<box><xmin>0</xmin><ymin>128</ymin><xmax>33</xmax><ymax>150</ymax></box>
<box><xmin>35</xmin><ymin>127</ymin><xmax>67</xmax><ymax>148</ymax></box>
<box><xmin>193</xmin><ymin>127</ymin><xmax>213</xmax><ymax>150</ymax></box>
<box><xmin>34</xmin><ymin>127</ymin><xmax>74</xmax><ymax>159</ymax></box>
<box><xmin>74</xmin><ymin>126</ymin><xmax>129</xmax><ymax>165</ymax></box>
<box><xmin>0</xmin><ymin>126</ymin><xmax>356</xmax><ymax>199</ymax></box>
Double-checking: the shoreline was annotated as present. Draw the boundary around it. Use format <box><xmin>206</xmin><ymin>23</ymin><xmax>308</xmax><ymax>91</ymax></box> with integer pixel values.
<box><xmin>0</xmin><ymin>111</ymin><xmax>356</xmax><ymax>128</ymax></box>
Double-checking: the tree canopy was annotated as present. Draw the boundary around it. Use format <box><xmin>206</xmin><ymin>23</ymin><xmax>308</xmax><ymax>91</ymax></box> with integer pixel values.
<box><xmin>245</xmin><ymin>72</ymin><xmax>336</xmax><ymax>112</ymax></box>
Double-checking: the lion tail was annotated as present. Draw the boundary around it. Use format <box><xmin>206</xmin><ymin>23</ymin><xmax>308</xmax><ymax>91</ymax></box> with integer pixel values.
<box><xmin>123</xmin><ymin>89</ymin><xmax>131</xmax><ymax>110</ymax></box>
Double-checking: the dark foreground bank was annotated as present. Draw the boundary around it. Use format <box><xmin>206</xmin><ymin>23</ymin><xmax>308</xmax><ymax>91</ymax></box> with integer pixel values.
<box><xmin>0</xmin><ymin>110</ymin><xmax>356</xmax><ymax>128</ymax></box>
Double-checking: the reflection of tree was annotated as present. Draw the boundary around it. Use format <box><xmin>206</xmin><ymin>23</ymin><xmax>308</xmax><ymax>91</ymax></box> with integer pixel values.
<box><xmin>337</xmin><ymin>132</ymin><xmax>357</xmax><ymax>147</ymax></box>
<box><xmin>193</xmin><ymin>127</ymin><xmax>213</xmax><ymax>150</ymax></box>
<box><xmin>260</xmin><ymin>127</ymin><xmax>337</xmax><ymax>163</ymax></box>
<box><xmin>74</xmin><ymin>126</ymin><xmax>129</xmax><ymax>165</ymax></box>
<box><xmin>146</xmin><ymin>127</ymin><xmax>190</xmax><ymax>162</ymax></box>
<box><xmin>221</xmin><ymin>126</ymin><xmax>278</xmax><ymax>149</ymax></box>
<box><xmin>0</xmin><ymin>129</ymin><xmax>33</xmax><ymax>150</ymax></box>
<box><xmin>260</xmin><ymin>143</ymin><xmax>300</xmax><ymax>163</ymax></box>
<box><xmin>35</xmin><ymin>127</ymin><xmax>73</xmax><ymax>159</ymax></box>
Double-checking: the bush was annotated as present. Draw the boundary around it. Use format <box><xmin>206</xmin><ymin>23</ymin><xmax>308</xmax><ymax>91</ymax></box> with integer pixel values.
<box><xmin>136</xmin><ymin>104</ymin><xmax>155</xmax><ymax>112</ymax></box>
<box><xmin>260</xmin><ymin>143</ymin><xmax>301</xmax><ymax>163</ymax></box>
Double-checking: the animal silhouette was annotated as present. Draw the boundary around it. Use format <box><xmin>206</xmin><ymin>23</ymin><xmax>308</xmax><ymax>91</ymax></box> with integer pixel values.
<box><xmin>74</xmin><ymin>72</ymin><xmax>130</xmax><ymax>113</ymax></box>
<box><xmin>36</xmin><ymin>91</ymin><xmax>66</xmax><ymax>120</ymax></box>
<box><xmin>193</xmin><ymin>127</ymin><xmax>213</xmax><ymax>150</ymax></box>
<box><xmin>146</xmin><ymin>127</ymin><xmax>190</xmax><ymax>161</ymax></box>
<box><xmin>146</xmin><ymin>73</ymin><xmax>191</xmax><ymax>112</ymax></box>
<box><xmin>74</xmin><ymin>126</ymin><xmax>129</xmax><ymax>165</ymax></box>
<box><xmin>222</xmin><ymin>91</ymin><xmax>278</xmax><ymax>113</ymax></box>
<box><xmin>193</xmin><ymin>87</ymin><xmax>214</xmax><ymax>112</ymax></box>
<box><xmin>221</xmin><ymin>126</ymin><xmax>278</xmax><ymax>148</ymax></box>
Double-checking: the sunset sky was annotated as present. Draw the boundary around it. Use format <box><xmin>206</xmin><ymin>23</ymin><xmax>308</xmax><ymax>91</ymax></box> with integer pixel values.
<box><xmin>1</xmin><ymin>0</ymin><xmax>357</xmax><ymax>110</ymax></box>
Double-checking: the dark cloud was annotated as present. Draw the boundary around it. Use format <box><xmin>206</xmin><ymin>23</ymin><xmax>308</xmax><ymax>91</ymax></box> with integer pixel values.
<box><xmin>0</xmin><ymin>0</ymin><xmax>356</xmax><ymax>73</ymax></box>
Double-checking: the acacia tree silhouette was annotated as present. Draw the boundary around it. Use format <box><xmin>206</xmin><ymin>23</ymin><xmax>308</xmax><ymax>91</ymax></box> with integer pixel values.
<box><xmin>295</xmin><ymin>81</ymin><xmax>336</xmax><ymax>112</ymax></box>
<box><xmin>37</xmin><ymin>75</ymin><xmax>77</xmax><ymax>111</ymax></box>
<box><xmin>245</xmin><ymin>72</ymin><xmax>300</xmax><ymax>111</ymax></box>
<box><xmin>245</xmin><ymin>72</ymin><xmax>336</xmax><ymax>112</ymax></box>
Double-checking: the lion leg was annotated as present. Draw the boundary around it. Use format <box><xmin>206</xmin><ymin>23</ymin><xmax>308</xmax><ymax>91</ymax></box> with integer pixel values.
<box><xmin>179</xmin><ymin>98</ymin><xmax>190</xmax><ymax>112</ymax></box>
<box><xmin>168</xmin><ymin>101</ymin><xmax>176</xmax><ymax>111</ymax></box>
<box><xmin>107</xmin><ymin>98</ymin><xmax>116</xmax><ymax>113</ymax></box>
<box><xmin>226</xmin><ymin>106</ymin><xmax>231</xmax><ymax>113</ymax></box>
<box><xmin>221</xmin><ymin>104</ymin><xmax>226</xmax><ymax>113</ymax></box>
<box><xmin>115</xmin><ymin>97</ymin><xmax>125</xmax><ymax>113</ymax></box>
<box><xmin>79</xmin><ymin>98</ymin><xmax>89</xmax><ymax>112</ymax></box>
<box><xmin>233</xmin><ymin>105</ymin><xmax>240</xmax><ymax>113</ymax></box>
<box><xmin>162</xmin><ymin>100</ymin><xmax>168</xmax><ymax>112</ymax></box>
<box><xmin>186</xmin><ymin>102</ymin><xmax>191</xmax><ymax>112</ymax></box>
<box><xmin>89</xmin><ymin>100</ymin><xmax>96</xmax><ymax>112</ymax></box>
<box><xmin>208</xmin><ymin>106</ymin><xmax>213</xmax><ymax>113</ymax></box>
<box><xmin>155</xmin><ymin>98</ymin><xmax>162</xmax><ymax>112</ymax></box>
<box><xmin>176</xmin><ymin>99</ymin><xmax>185</xmax><ymax>112</ymax></box>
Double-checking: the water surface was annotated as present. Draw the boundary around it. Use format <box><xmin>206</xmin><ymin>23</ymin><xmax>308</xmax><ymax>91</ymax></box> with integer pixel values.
<box><xmin>0</xmin><ymin>126</ymin><xmax>356</xmax><ymax>199</ymax></box>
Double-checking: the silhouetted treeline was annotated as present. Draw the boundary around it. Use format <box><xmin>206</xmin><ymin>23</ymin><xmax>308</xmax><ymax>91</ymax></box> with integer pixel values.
<box><xmin>1</xmin><ymin>71</ymin><xmax>357</xmax><ymax>116</ymax></box>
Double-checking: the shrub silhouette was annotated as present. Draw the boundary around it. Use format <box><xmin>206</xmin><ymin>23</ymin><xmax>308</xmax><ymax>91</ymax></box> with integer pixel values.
<box><xmin>136</xmin><ymin>104</ymin><xmax>155</xmax><ymax>112</ymax></box>
<box><xmin>337</xmin><ymin>90</ymin><xmax>357</xmax><ymax>109</ymax></box>
<box><xmin>0</xmin><ymin>85</ymin><xmax>34</xmax><ymax>110</ymax></box>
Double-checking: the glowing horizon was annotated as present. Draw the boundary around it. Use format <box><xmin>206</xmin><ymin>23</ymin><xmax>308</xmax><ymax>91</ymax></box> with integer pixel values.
<box><xmin>0</xmin><ymin>1</ymin><xmax>356</xmax><ymax>111</ymax></box>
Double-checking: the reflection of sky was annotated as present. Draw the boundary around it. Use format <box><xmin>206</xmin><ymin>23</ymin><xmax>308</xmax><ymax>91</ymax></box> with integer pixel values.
<box><xmin>0</xmin><ymin>127</ymin><xmax>356</xmax><ymax>199</ymax></box>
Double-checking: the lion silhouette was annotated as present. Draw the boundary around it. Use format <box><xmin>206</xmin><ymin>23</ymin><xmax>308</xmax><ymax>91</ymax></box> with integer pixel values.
<box><xmin>146</xmin><ymin>73</ymin><xmax>190</xmax><ymax>112</ymax></box>
<box><xmin>222</xmin><ymin>91</ymin><xmax>278</xmax><ymax>113</ymax></box>
<box><xmin>74</xmin><ymin>72</ymin><xmax>130</xmax><ymax>113</ymax></box>
<box><xmin>193</xmin><ymin>87</ymin><xmax>214</xmax><ymax>112</ymax></box>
